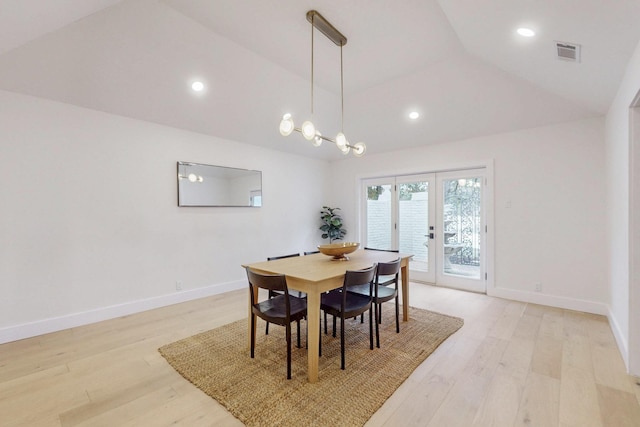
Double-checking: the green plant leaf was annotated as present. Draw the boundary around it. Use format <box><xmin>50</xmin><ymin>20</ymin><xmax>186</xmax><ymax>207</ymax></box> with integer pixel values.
<box><xmin>319</xmin><ymin>206</ymin><xmax>347</xmax><ymax>242</ymax></box>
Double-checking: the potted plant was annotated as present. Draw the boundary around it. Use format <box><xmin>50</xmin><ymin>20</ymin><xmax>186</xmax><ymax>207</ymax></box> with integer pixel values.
<box><xmin>320</xmin><ymin>206</ymin><xmax>347</xmax><ymax>243</ymax></box>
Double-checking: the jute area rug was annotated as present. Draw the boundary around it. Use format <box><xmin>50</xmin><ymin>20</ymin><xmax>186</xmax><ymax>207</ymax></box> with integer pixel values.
<box><xmin>159</xmin><ymin>305</ymin><xmax>463</xmax><ymax>427</ymax></box>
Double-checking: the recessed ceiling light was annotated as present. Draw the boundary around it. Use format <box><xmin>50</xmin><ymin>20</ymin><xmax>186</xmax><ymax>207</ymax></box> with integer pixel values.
<box><xmin>517</xmin><ymin>28</ymin><xmax>535</xmax><ymax>37</ymax></box>
<box><xmin>191</xmin><ymin>81</ymin><xmax>204</xmax><ymax>92</ymax></box>
<box><xmin>409</xmin><ymin>111</ymin><xmax>420</xmax><ymax>120</ymax></box>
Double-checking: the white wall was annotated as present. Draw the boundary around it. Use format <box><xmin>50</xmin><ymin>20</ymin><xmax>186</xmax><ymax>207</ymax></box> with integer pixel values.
<box><xmin>329</xmin><ymin>117</ymin><xmax>607</xmax><ymax>313</ymax></box>
<box><xmin>605</xmin><ymin>38</ymin><xmax>640</xmax><ymax>376</ymax></box>
<box><xmin>0</xmin><ymin>90</ymin><xmax>329</xmax><ymax>343</ymax></box>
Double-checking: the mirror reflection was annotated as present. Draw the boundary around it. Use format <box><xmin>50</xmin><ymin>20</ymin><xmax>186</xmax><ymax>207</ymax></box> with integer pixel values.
<box><xmin>177</xmin><ymin>162</ymin><xmax>262</xmax><ymax>207</ymax></box>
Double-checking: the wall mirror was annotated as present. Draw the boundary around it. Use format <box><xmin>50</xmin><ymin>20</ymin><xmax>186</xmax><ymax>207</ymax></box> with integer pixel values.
<box><xmin>177</xmin><ymin>161</ymin><xmax>262</xmax><ymax>207</ymax></box>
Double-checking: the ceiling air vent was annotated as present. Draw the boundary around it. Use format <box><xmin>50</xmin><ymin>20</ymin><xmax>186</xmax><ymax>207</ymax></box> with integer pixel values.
<box><xmin>556</xmin><ymin>41</ymin><xmax>581</xmax><ymax>62</ymax></box>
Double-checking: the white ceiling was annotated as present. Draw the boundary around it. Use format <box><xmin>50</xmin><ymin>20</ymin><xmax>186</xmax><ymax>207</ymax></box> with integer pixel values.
<box><xmin>1</xmin><ymin>0</ymin><xmax>639</xmax><ymax>161</ymax></box>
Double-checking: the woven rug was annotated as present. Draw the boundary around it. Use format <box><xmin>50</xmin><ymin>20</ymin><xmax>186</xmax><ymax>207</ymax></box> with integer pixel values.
<box><xmin>159</xmin><ymin>305</ymin><xmax>463</xmax><ymax>427</ymax></box>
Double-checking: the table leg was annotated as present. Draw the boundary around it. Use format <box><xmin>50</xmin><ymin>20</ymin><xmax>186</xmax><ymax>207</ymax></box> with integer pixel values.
<box><xmin>306</xmin><ymin>291</ymin><xmax>320</xmax><ymax>383</ymax></box>
<box><xmin>401</xmin><ymin>260</ymin><xmax>409</xmax><ymax>321</ymax></box>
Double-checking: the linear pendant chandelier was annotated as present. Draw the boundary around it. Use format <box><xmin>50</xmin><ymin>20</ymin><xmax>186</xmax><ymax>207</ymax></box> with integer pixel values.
<box><xmin>279</xmin><ymin>10</ymin><xmax>366</xmax><ymax>157</ymax></box>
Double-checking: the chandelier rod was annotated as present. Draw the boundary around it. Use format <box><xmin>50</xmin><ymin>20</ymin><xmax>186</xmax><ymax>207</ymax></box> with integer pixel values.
<box><xmin>310</xmin><ymin>12</ymin><xmax>314</xmax><ymax>115</ymax></box>
<box><xmin>340</xmin><ymin>44</ymin><xmax>344</xmax><ymax>132</ymax></box>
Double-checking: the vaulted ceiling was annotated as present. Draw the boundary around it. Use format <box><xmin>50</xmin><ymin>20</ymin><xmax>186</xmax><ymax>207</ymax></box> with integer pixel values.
<box><xmin>1</xmin><ymin>0</ymin><xmax>639</xmax><ymax>160</ymax></box>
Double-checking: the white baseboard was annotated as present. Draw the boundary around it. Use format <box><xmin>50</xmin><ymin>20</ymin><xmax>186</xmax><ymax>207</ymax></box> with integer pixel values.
<box><xmin>0</xmin><ymin>280</ymin><xmax>245</xmax><ymax>345</ymax></box>
<box><xmin>607</xmin><ymin>307</ymin><xmax>630</xmax><ymax>372</ymax></box>
<box><xmin>488</xmin><ymin>286</ymin><xmax>609</xmax><ymax>315</ymax></box>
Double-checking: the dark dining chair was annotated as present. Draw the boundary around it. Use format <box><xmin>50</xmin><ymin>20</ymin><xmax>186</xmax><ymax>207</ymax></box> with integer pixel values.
<box><xmin>246</xmin><ymin>267</ymin><xmax>307</xmax><ymax>379</ymax></box>
<box><xmin>349</xmin><ymin>258</ymin><xmax>401</xmax><ymax>348</ymax></box>
<box><xmin>320</xmin><ymin>265</ymin><xmax>376</xmax><ymax>370</ymax></box>
<box><xmin>358</xmin><ymin>247</ymin><xmax>399</xmax><ymax>322</ymax></box>
<box><xmin>265</xmin><ymin>253</ymin><xmax>304</xmax><ymax>334</ymax></box>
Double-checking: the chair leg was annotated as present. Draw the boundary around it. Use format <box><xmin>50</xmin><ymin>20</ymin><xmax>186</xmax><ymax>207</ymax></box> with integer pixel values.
<box><xmin>319</xmin><ymin>318</ymin><xmax>322</xmax><ymax>356</ymax></box>
<box><xmin>296</xmin><ymin>319</ymin><xmax>301</xmax><ymax>348</ymax></box>
<box><xmin>375</xmin><ymin>303</ymin><xmax>380</xmax><ymax>348</ymax></box>
<box><xmin>340</xmin><ymin>315</ymin><xmax>345</xmax><ymax>370</ymax></box>
<box><xmin>265</xmin><ymin>290</ymin><xmax>271</xmax><ymax>335</ymax></box>
<box><xmin>395</xmin><ymin>295</ymin><xmax>400</xmax><ymax>333</ymax></box>
<box><xmin>324</xmin><ymin>311</ymin><xmax>328</xmax><ymax>334</ymax></box>
<box><xmin>369</xmin><ymin>307</ymin><xmax>374</xmax><ymax>350</ymax></box>
<box><xmin>250</xmin><ymin>313</ymin><xmax>256</xmax><ymax>358</ymax></box>
<box><xmin>333</xmin><ymin>315</ymin><xmax>337</xmax><ymax>338</ymax></box>
<box><xmin>286</xmin><ymin>323</ymin><xmax>292</xmax><ymax>379</ymax></box>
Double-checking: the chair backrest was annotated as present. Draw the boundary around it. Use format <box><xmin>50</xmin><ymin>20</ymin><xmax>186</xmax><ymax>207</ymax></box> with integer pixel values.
<box><xmin>304</xmin><ymin>250</ymin><xmax>320</xmax><ymax>255</ymax></box>
<box><xmin>341</xmin><ymin>265</ymin><xmax>376</xmax><ymax>306</ymax></box>
<box><xmin>246</xmin><ymin>267</ymin><xmax>291</xmax><ymax>308</ymax></box>
<box><xmin>267</xmin><ymin>253</ymin><xmax>300</xmax><ymax>261</ymax></box>
<box><xmin>364</xmin><ymin>247</ymin><xmax>400</xmax><ymax>253</ymax></box>
<box><xmin>376</xmin><ymin>258</ymin><xmax>401</xmax><ymax>289</ymax></box>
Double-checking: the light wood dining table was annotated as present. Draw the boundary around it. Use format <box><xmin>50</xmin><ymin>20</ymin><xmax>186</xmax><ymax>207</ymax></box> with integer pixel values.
<box><xmin>242</xmin><ymin>249</ymin><xmax>412</xmax><ymax>383</ymax></box>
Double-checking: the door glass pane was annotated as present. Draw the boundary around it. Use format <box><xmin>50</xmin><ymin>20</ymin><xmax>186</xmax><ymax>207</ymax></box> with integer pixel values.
<box><xmin>398</xmin><ymin>181</ymin><xmax>429</xmax><ymax>272</ymax></box>
<box><xmin>366</xmin><ymin>184</ymin><xmax>393</xmax><ymax>249</ymax></box>
<box><xmin>442</xmin><ymin>177</ymin><xmax>481</xmax><ymax>278</ymax></box>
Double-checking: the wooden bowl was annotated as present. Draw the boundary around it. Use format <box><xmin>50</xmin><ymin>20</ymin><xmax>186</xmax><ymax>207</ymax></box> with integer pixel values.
<box><xmin>317</xmin><ymin>242</ymin><xmax>360</xmax><ymax>260</ymax></box>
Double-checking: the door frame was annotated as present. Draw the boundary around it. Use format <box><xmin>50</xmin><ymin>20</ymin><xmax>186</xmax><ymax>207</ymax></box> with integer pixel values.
<box><xmin>629</xmin><ymin>94</ymin><xmax>640</xmax><ymax>376</ymax></box>
<box><xmin>357</xmin><ymin>160</ymin><xmax>494</xmax><ymax>295</ymax></box>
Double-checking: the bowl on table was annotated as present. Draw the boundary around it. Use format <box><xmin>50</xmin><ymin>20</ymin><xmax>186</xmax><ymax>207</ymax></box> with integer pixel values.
<box><xmin>317</xmin><ymin>242</ymin><xmax>360</xmax><ymax>261</ymax></box>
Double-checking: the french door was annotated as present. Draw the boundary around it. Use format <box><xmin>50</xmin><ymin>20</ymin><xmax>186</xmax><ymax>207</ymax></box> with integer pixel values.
<box><xmin>362</xmin><ymin>169</ymin><xmax>486</xmax><ymax>293</ymax></box>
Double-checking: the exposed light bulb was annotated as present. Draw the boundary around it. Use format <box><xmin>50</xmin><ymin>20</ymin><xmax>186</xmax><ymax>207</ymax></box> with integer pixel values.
<box><xmin>353</xmin><ymin>142</ymin><xmax>366</xmax><ymax>157</ymax></box>
<box><xmin>188</xmin><ymin>173</ymin><xmax>198</xmax><ymax>182</ymax></box>
<box><xmin>335</xmin><ymin>132</ymin><xmax>347</xmax><ymax>148</ymax></box>
<box><xmin>340</xmin><ymin>144</ymin><xmax>351</xmax><ymax>155</ymax></box>
<box><xmin>301</xmin><ymin>121</ymin><xmax>316</xmax><ymax>140</ymax></box>
<box><xmin>279</xmin><ymin>114</ymin><xmax>294</xmax><ymax>136</ymax></box>
<box><xmin>312</xmin><ymin>130</ymin><xmax>323</xmax><ymax>147</ymax></box>
<box><xmin>191</xmin><ymin>81</ymin><xmax>204</xmax><ymax>92</ymax></box>
<box><xmin>409</xmin><ymin>111</ymin><xmax>419</xmax><ymax>120</ymax></box>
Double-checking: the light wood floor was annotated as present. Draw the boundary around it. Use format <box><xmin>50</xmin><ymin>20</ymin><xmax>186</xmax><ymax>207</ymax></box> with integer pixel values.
<box><xmin>1</xmin><ymin>284</ymin><xmax>639</xmax><ymax>426</ymax></box>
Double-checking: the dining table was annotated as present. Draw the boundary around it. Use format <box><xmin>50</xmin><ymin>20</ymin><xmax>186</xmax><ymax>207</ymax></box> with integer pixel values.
<box><xmin>242</xmin><ymin>249</ymin><xmax>413</xmax><ymax>383</ymax></box>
